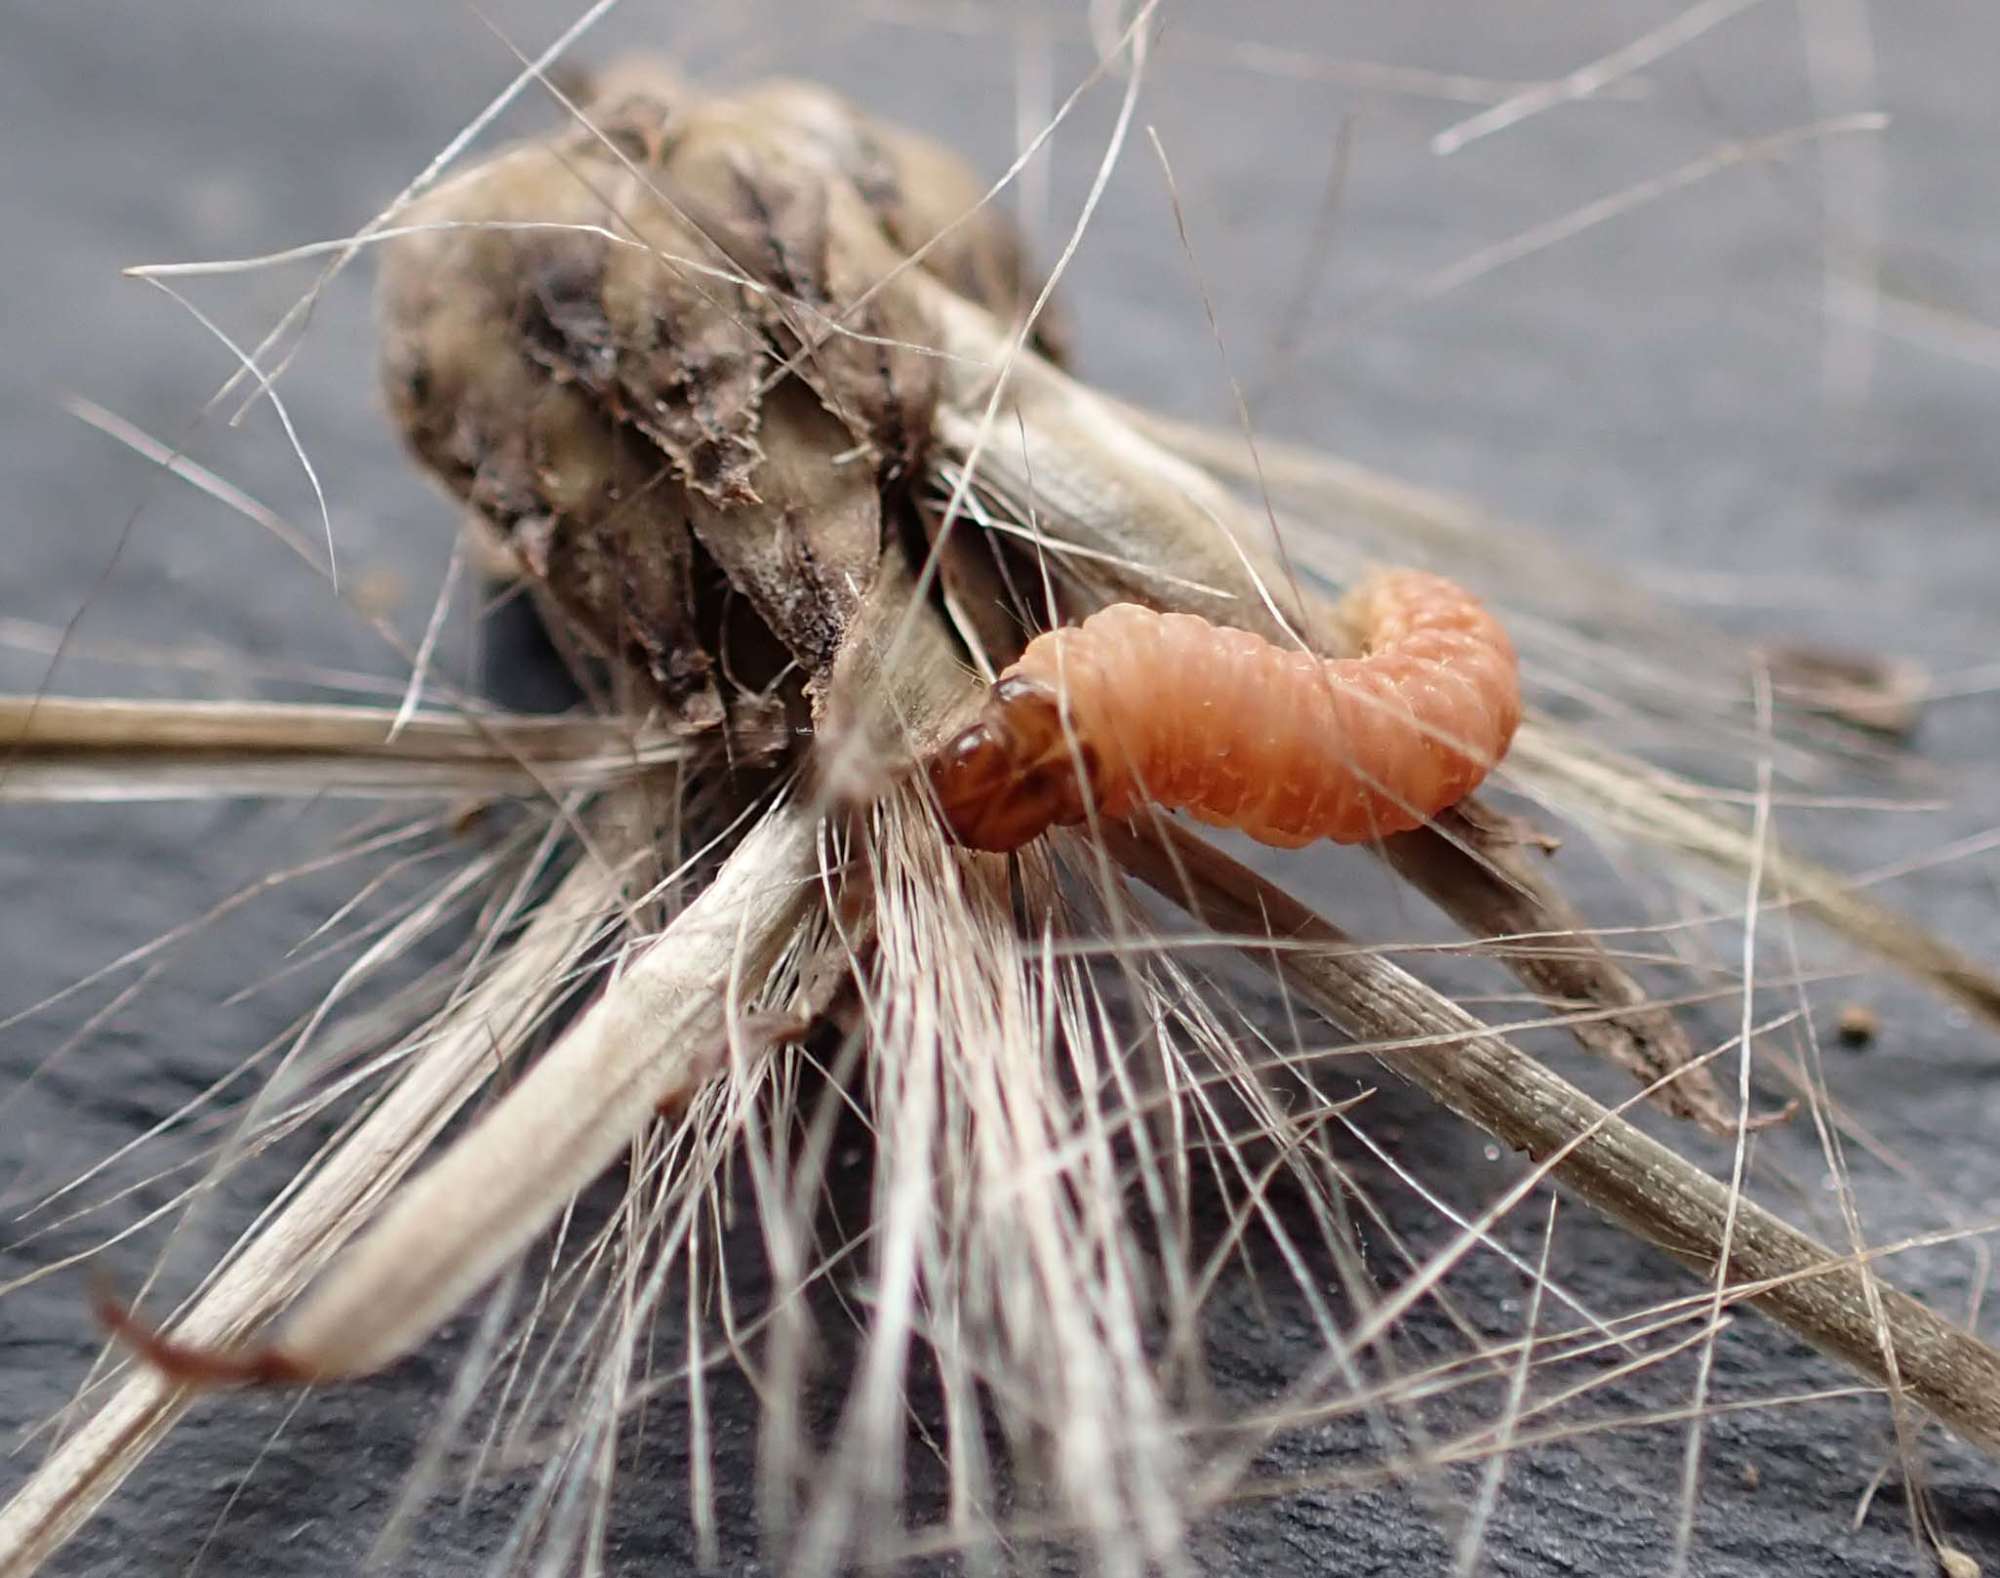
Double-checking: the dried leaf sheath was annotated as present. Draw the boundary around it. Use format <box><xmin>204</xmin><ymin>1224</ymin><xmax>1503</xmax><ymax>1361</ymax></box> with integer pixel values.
<box><xmin>1109</xmin><ymin>821</ymin><xmax>2000</xmax><ymax>1462</ymax></box>
<box><xmin>0</xmin><ymin>837</ymin><xmax>631</xmax><ymax>1574</ymax></box>
<box><xmin>240</xmin><ymin>802</ymin><xmax>826</xmax><ymax>1382</ymax></box>
<box><xmin>0</xmin><ymin>697</ymin><xmax>745</xmax><ymax>802</ymax></box>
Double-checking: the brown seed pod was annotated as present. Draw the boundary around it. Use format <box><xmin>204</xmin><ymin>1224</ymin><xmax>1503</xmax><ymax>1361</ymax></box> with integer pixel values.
<box><xmin>375</xmin><ymin>73</ymin><xmax>1062</xmax><ymax>727</ymax></box>
<box><xmin>931</xmin><ymin>569</ymin><xmax>1521</xmax><ymax>852</ymax></box>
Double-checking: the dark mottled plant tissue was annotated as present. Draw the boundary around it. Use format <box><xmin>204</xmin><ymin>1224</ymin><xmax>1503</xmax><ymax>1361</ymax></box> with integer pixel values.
<box><xmin>5</xmin><ymin>4</ymin><xmax>1999</xmax><ymax>1574</ymax></box>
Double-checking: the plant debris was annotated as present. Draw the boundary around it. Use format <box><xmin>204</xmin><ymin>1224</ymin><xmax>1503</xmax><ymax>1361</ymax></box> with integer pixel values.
<box><xmin>1765</xmin><ymin>640</ymin><xmax>1929</xmax><ymax>741</ymax></box>
<box><xmin>10</xmin><ymin>44</ymin><xmax>2000</xmax><ymax>1578</ymax></box>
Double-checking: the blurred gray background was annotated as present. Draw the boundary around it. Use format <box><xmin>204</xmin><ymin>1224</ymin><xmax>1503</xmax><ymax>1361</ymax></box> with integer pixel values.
<box><xmin>3</xmin><ymin>3</ymin><xmax>1998</xmax><ymax>1573</ymax></box>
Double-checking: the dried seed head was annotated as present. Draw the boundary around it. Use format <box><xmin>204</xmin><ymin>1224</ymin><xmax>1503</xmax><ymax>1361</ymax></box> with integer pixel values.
<box><xmin>376</xmin><ymin>73</ymin><xmax>1057</xmax><ymax>725</ymax></box>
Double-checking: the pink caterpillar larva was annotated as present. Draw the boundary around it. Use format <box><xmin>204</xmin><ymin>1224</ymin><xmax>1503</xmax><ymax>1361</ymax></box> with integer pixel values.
<box><xmin>930</xmin><ymin>569</ymin><xmax>1522</xmax><ymax>853</ymax></box>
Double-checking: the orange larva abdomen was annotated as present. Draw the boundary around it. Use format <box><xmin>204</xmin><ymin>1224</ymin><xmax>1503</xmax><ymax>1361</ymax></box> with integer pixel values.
<box><xmin>931</xmin><ymin>571</ymin><xmax>1520</xmax><ymax>852</ymax></box>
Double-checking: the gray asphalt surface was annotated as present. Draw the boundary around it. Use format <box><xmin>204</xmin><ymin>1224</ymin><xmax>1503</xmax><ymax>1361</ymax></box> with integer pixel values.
<box><xmin>4</xmin><ymin>3</ymin><xmax>1999</xmax><ymax>1574</ymax></box>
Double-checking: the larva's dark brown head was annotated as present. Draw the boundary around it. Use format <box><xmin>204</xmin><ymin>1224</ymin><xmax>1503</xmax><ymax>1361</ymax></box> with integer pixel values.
<box><xmin>929</xmin><ymin>676</ymin><xmax>1097</xmax><ymax>853</ymax></box>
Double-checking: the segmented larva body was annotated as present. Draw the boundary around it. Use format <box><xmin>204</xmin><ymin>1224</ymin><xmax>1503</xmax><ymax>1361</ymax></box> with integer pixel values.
<box><xmin>930</xmin><ymin>570</ymin><xmax>1521</xmax><ymax>853</ymax></box>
